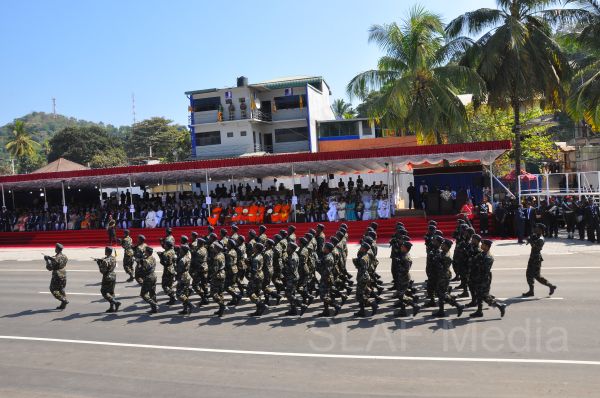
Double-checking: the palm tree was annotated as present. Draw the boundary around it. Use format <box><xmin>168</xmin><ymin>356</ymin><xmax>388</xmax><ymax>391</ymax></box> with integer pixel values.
<box><xmin>5</xmin><ymin>120</ymin><xmax>40</xmax><ymax>161</ymax></box>
<box><xmin>331</xmin><ymin>99</ymin><xmax>355</xmax><ymax>120</ymax></box>
<box><xmin>347</xmin><ymin>6</ymin><xmax>484</xmax><ymax>145</ymax></box>
<box><xmin>564</xmin><ymin>0</ymin><xmax>600</xmax><ymax>131</ymax></box>
<box><xmin>446</xmin><ymin>0</ymin><xmax>572</xmax><ymax>178</ymax></box>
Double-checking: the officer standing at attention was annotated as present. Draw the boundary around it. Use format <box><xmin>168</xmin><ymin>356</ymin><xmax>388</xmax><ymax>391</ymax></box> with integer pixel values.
<box><xmin>95</xmin><ymin>247</ymin><xmax>122</xmax><ymax>313</ymax></box>
<box><xmin>522</xmin><ymin>223</ymin><xmax>557</xmax><ymax>297</ymax></box>
<box><xmin>44</xmin><ymin>243</ymin><xmax>69</xmax><ymax>310</ymax></box>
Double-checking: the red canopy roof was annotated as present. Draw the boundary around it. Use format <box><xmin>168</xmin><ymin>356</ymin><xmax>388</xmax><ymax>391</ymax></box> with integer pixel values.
<box><xmin>502</xmin><ymin>169</ymin><xmax>538</xmax><ymax>182</ymax></box>
<box><xmin>0</xmin><ymin>140</ymin><xmax>511</xmax><ymax>190</ymax></box>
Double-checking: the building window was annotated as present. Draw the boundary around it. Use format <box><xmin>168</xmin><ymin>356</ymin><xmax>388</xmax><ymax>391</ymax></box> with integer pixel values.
<box><xmin>361</xmin><ymin>120</ymin><xmax>373</xmax><ymax>135</ymax></box>
<box><xmin>318</xmin><ymin>121</ymin><xmax>359</xmax><ymax>138</ymax></box>
<box><xmin>240</xmin><ymin>131</ymin><xmax>247</xmax><ymax>136</ymax></box>
<box><xmin>226</xmin><ymin>132</ymin><xmax>234</xmax><ymax>138</ymax></box>
<box><xmin>274</xmin><ymin>127</ymin><xmax>309</xmax><ymax>143</ymax></box>
<box><xmin>196</xmin><ymin>131</ymin><xmax>221</xmax><ymax>146</ymax></box>
<box><xmin>192</xmin><ymin>97</ymin><xmax>221</xmax><ymax>112</ymax></box>
<box><xmin>274</xmin><ymin>95</ymin><xmax>307</xmax><ymax>110</ymax></box>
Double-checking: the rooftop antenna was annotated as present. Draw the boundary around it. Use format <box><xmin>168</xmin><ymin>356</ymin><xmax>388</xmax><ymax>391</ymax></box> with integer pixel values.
<box><xmin>52</xmin><ymin>98</ymin><xmax>56</xmax><ymax>118</ymax></box>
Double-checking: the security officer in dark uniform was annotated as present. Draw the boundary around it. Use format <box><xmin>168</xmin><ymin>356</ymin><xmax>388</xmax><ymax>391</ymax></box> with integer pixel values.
<box><xmin>470</xmin><ymin>239</ymin><xmax>506</xmax><ymax>318</ymax></box>
<box><xmin>432</xmin><ymin>239</ymin><xmax>464</xmax><ymax>318</ymax></box>
<box><xmin>392</xmin><ymin>241</ymin><xmax>420</xmax><ymax>317</ymax></box>
<box><xmin>522</xmin><ymin>223</ymin><xmax>557</xmax><ymax>297</ymax></box>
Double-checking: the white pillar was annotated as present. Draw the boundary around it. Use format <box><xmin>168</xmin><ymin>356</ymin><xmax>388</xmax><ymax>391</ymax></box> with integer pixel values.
<box><xmin>128</xmin><ymin>176</ymin><xmax>133</xmax><ymax>204</ymax></box>
<box><xmin>98</xmin><ymin>183</ymin><xmax>103</xmax><ymax>208</ymax></box>
<box><xmin>545</xmin><ymin>172</ymin><xmax>550</xmax><ymax>201</ymax></box>
<box><xmin>205</xmin><ymin>170</ymin><xmax>211</xmax><ymax>212</ymax></box>
<box><xmin>1</xmin><ymin>184</ymin><xmax>5</xmax><ymax>208</ymax></box>
<box><xmin>489</xmin><ymin>163</ymin><xmax>495</xmax><ymax>206</ymax></box>
<box><xmin>577</xmin><ymin>172</ymin><xmax>582</xmax><ymax>200</ymax></box>
<box><xmin>43</xmin><ymin>187</ymin><xmax>48</xmax><ymax>210</ymax></box>
<box><xmin>291</xmin><ymin>164</ymin><xmax>297</xmax><ymax>223</ymax></box>
<box><xmin>61</xmin><ymin>181</ymin><xmax>67</xmax><ymax>229</ymax></box>
<box><xmin>517</xmin><ymin>175</ymin><xmax>522</xmax><ymax>204</ymax></box>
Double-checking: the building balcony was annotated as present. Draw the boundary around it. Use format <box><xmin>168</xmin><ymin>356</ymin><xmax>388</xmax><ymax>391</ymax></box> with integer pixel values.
<box><xmin>318</xmin><ymin>135</ymin><xmax>418</xmax><ymax>152</ymax></box>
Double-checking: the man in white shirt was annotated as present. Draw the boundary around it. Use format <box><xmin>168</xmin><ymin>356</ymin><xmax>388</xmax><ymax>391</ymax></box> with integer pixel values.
<box><xmin>145</xmin><ymin>209</ymin><xmax>157</xmax><ymax>228</ymax></box>
<box><xmin>155</xmin><ymin>207</ymin><xmax>163</xmax><ymax>227</ymax></box>
<box><xmin>327</xmin><ymin>198</ymin><xmax>338</xmax><ymax>222</ymax></box>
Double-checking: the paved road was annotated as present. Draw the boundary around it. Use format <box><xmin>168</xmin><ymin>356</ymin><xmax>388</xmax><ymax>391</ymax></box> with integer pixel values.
<box><xmin>1</xmin><ymin>243</ymin><xmax>599</xmax><ymax>397</ymax></box>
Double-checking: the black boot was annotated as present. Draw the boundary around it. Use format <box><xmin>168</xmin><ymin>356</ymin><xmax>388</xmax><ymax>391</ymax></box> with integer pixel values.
<box><xmin>498</xmin><ymin>303</ymin><xmax>506</xmax><ymax>317</ymax></box>
<box><xmin>215</xmin><ymin>304</ymin><xmax>225</xmax><ymax>317</ymax></box>
<box><xmin>149</xmin><ymin>303</ymin><xmax>158</xmax><ymax>314</ymax></box>
<box><xmin>522</xmin><ymin>287</ymin><xmax>534</xmax><ymax>297</ymax></box>
<box><xmin>257</xmin><ymin>302</ymin><xmax>268</xmax><ymax>316</ymax></box>
<box><xmin>395</xmin><ymin>307</ymin><xmax>407</xmax><ymax>317</ymax></box>
<box><xmin>370</xmin><ymin>301</ymin><xmax>379</xmax><ymax>316</ymax></box>
<box><xmin>300</xmin><ymin>304</ymin><xmax>308</xmax><ymax>316</ymax></box>
<box><xmin>285</xmin><ymin>305</ymin><xmax>298</xmax><ymax>316</ymax></box>
<box><xmin>456</xmin><ymin>303</ymin><xmax>464</xmax><ymax>317</ymax></box>
<box><xmin>166</xmin><ymin>296</ymin><xmax>177</xmax><ymax>305</ymax></box>
<box><xmin>178</xmin><ymin>303</ymin><xmax>188</xmax><ymax>315</ymax></box>
<box><xmin>106</xmin><ymin>303</ymin><xmax>115</xmax><ymax>313</ymax></box>
<box><xmin>333</xmin><ymin>304</ymin><xmax>341</xmax><ymax>316</ymax></box>
<box><xmin>433</xmin><ymin>302</ymin><xmax>446</xmax><ymax>318</ymax></box>
<box><xmin>354</xmin><ymin>304</ymin><xmax>366</xmax><ymax>317</ymax></box>
<box><xmin>424</xmin><ymin>298</ymin><xmax>436</xmax><ymax>308</ymax></box>
<box><xmin>549</xmin><ymin>285</ymin><xmax>557</xmax><ymax>296</ymax></box>
<box><xmin>57</xmin><ymin>300</ymin><xmax>68</xmax><ymax>310</ymax></box>
<box><xmin>114</xmin><ymin>301</ymin><xmax>122</xmax><ymax>312</ymax></box>
<box><xmin>470</xmin><ymin>304</ymin><xmax>483</xmax><ymax>318</ymax></box>
<box><xmin>412</xmin><ymin>303</ymin><xmax>420</xmax><ymax>317</ymax></box>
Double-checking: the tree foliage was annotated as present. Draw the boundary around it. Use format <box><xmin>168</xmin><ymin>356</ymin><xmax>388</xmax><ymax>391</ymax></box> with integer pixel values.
<box><xmin>89</xmin><ymin>146</ymin><xmax>128</xmax><ymax>168</ymax></box>
<box><xmin>4</xmin><ymin>120</ymin><xmax>40</xmax><ymax>159</ymax></box>
<box><xmin>48</xmin><ymin>126</ymin><xmax>116</xmax><ymax>165</ymax></box>
<box><xmin>126</xmin><ymin>117</ymin><xmax>189</xmax><ymax>161</ymax></box>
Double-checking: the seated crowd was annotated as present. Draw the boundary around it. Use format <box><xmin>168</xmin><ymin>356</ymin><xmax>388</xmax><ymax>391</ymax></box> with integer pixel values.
<box><xmin>0</xmin><ymin>176</ymin><xmax>392</xmax><ymax>232</ymax></box>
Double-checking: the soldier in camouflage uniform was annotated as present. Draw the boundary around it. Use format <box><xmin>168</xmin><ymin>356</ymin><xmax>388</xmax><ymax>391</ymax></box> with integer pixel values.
<box><xmin>247</xmin><ymin>242</ymin><xmax>268</xmax><ymax>316</ymax></box>
<box><xmin>209</xmin><ymin>241</ymin><xmax>227</xmax><ymax>317</ymax></box>
<box><xmin>95</xmin><ymin>247</ymin><xmax>121</xmax><ymax>312</ymax></box>
<box><xmin>353</xmin><ymin>242</ymin><xmax>378</xmax><ymax>317</ymax></box>
<box><xmin>236</xmin><ymin>235</ymin><xmax>248</xmax><ymax>293</ymax></box>
<box><xmin>175</xmin><ymin>242</ymin><xmax>193</xmax><ymax>315</ymax></box>
<box><xmin>271</xmin><ymin>234</ymin><xmax>285</xmax><ymax>296</ymax></box>
<box><xmin>522</xmin><ymin>223</ymin><xmax>557</xmax><ymax>297</ymax></box>
<box><xmin>392</xmin><ymin>241</ymin><xmax>420</xmax><ymax>317</ymax></box>
<box><xmin>224</xmin><ymin>239</ymin><xmax>242</xmax><ymax>306</ymax></box>
<box><xmin>190</xmin><ymin>232</ymin><xmax>210</xmax><ymax>306</ymax></box>
<box><xmin>219</xmin><ymin>228</ymin><xmax>229</xmax><ymax>248</ymax></box>
<box><xmin>262</xmin><ymin>239</ymin><xmax>282</xmax><ymax>305</ymax></box>
<box><xmin>230</xmin><ymin>224</ymin><xmax>240</xmax><ymax>242</ymax></box>
<box><xmin>465</xmin><ymin>233</ymin><xmax>483</xmax><ymax>307</ymax></box>
<box><xmin>304</xmin><ymin>231</ymin><xmax>319</xmax><ymax>294</ymax></box>
<box><xmin>284</xmin><ymin>241</ymin><xmax>306</xmax><ymax>316</ymax></box>
<box><xmin>258</xmin><ymin>225</ymin><xmax>268</xmax><ymax>245</ymax></box>
<box><xmin>157</xmin><ymin>239</ymin><xmax>177</xmax><ymax>305</ymax></box>
<box><xmin>44</xmin><ymin>243</ymin><xmax>69</xmax><ymax>310</ymax></box>
<box><xmin>139</xmin><ymin>246</ymin><xmax>158</xmax><ymax>314</ymax></box>
<box><xmin>287</xmin><ymin>225</ymin><xmax>297</xmax><ymax>244</ymax></box>
<box><xmin>330</xmin><ymin>236</ymin><xmax>350</xmax><ymax>303</ymax></box>
<box><xmin>432</xmin><ymin>239</ymin><xmax>464</xmax><ymax>318</ymax></box>
<box><xmin>118</xmin><ymin>229</ymin><xmax>135</xmax><ymax>282</ymax></box>
<box><xmin>160</xmin><ymin>227</ymin><xmax>175</xmax><ymax>249</ymax></box>
<box><xmin>317</xmin><ymin>242</ymin><xmax>342</xmax><ymax>316</ymax></box>
<box><xmin>315</xmin><ymin>223</ymin><xmax>326</xmax><ymax>259</ymax></box>
<box><xmin>133</xmin><ymin>235</ymin><xmax>148</xmax><ymax>285</ymax></box>
<box><xmin>297</xmin><ymin>237</ymin><xmax>315</xmax><ymax>307</ymax></box>
<box><xmin>470</xmin><ymin>239</ymin><xmax>507</xmax><ymax>318</ymax></box>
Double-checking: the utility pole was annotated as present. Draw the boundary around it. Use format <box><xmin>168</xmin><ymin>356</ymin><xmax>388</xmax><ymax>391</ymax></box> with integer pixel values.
<box><xmin>52</xmin><ymin>98</ymin><xmax>56</xmax><ymax>118</ymax></box>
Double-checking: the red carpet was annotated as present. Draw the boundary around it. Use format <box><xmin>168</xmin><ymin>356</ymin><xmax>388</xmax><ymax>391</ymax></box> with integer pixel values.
<box><xmin>0</xmin><ymin>216</ymin><xmax>487</xmax><ymax>248</ymax></box>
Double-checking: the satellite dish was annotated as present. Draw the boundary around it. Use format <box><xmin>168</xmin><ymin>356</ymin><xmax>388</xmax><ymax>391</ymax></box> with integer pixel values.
<box><xmin>255</xmin><ymin>100</ymin><xmax>261</xmax><ymax>110</ymax></box>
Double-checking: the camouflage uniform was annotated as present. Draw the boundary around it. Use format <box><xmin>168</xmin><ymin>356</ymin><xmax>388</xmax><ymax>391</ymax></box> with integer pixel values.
<box><xmin>225</xmin><ymin>244</ymin><xmax>241</xmax><ymax>304</ymax></box>
<box><xmin>176</xmin><ymin>248</ymin><xmax>193</xmax><ymax>314</ymax></box>
<box><xmin>283</xmin><ymin>249</ymin><xmax>302</xmax><ymax>315</ymax></box>
<box><xmin>139</xmin><ymin>253</ymin><xmax>158</xmax><ymax>312</ymax></box>
<box><xmin>317</xmin><ymin>250</ymin><xmax>341</xmax><ymax>316</ymax></box>
<box><xmin>120</xmin><ymin>235</ymin><xmax>135</xmax><ymax>280</ymax></box>
<box><xmin>45</xmin><ymin>252</ymin><xmax>68</xmax><ymax>306</ymax></box>
<box><xmin>133</xmin><ymin>242</ymin><xmax>148</xmax><ymax>285</ymax></box>
<box><xmin>96</xmin><ymin>255</ymin><xmax>119</xmax><ymax>310</ymax></box>
<box><xmin>470</xmin><ymin>250</ymin><xmax>505</xmax><ymax>317</ymax></box>
<box><xmin>392</xmin><ymin>252</ymin><xmax>419</xmax><ymax>315</ymax></box>
<box><xmin>210</xmin><ymin>248</ymin><xmax>226</xmax><ymax>309</ymax></box>
<box><xmin>433</xmin><ymin>247</ymin><xmax>463</xmax><ymax>316</ymax></box>
<box><xmin>353</xmin><ymin>250</ymin><xmax>377</xmax><ymax>316</ymax></box>
<box><xmin>158</xmin><ymin>247</ymin><xmax>177</xmax><ymax>303</ymax></box>
<box><xmin>190</xmin><ymin>239</ymin><xmax>209</xmax><ymax>302</ymax></box>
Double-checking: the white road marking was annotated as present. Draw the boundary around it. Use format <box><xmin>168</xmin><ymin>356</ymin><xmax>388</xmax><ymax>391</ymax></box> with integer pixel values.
<box><xmin>497</xmin><ymin>297</ymin><xmax>564</xmax><ymax>301</ymax></box>
<box><xmin>0</xmin><ymin>335</ymin><xmax>598</xmax><ymax>366</ymax></box>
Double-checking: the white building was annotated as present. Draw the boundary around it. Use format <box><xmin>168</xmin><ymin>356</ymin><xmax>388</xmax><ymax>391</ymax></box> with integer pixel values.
<box><xmin>186</xmin><ymin>76</ymin><xmax>335</xmax><ymax>159</ymax></box>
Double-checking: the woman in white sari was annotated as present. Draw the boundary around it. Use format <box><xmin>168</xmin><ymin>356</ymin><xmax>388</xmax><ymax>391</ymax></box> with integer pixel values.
<box><xmin>377</xmin><ymin>197</ymin><xmax>389</xmax><ymax>219</ymax></box>
<box><xmin>145</xmin><ymin>208</ymin><xmax>157</xmax><ymax>228</ymax></box>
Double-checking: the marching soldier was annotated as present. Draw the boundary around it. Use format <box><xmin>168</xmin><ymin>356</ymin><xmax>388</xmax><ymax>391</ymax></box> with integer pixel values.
<box><xmin>44</xmin><ymin>243</ymin><xmax>69</xmax><ymax>310</ymax></box>
<box><xmin>287</xmin><ymin>225</ymin><xmax>297</xmax><ymax>244</ymax></box>
<box><xmin>470</xmin><ymin>239</ymin><xmax>506</xmax><ymax>318</ymax></box>
<box><xmin>157</xmin><ymin>240</ymin><xmax>177</xmax><ymax>305</ymax></box>
<box><xmin>353</xmin><ymin>242</ymin><xmax>378</xmax><ymax>317</ymax></box>
<box><xmin>209</xmin><ymin>242</ymin><xmax>227</xmax><ymax>317</ymax></box>
<box><xmin>317</xmin><ymin>242</ymin><xmax>342</xmax><ymax>316</ymax></box>
<box><xmin>465</xmin><ymin>232</ymin><xmax>482</xmax><ymax>307</ymax></box>
<box><xmin>522</xmin><ymin>223</ymin><xmax>557</xmax><ymax>297</ymax></box>
<box><xmin>297</xmin><ymin>237</ymin><xmax>315</xmax><ymax>307</ymax></box>
<box><xmin>190</xmin><ymin>232</ymin><xmax>210</xmax><ymax>306</ymax></box>
<box><xmin>225</xmin><ymin>239</ymin><xmax>242</xmax><ymax>306</ymax></box>
<box><xmin>219</xmin><ymin>228</ymin><xmax>229</xmax><ymax>248</ymax></box>
<box><xmin>161</xmin><ymin>227</ymin><xmax>175</xmax><ymax>249</ymax></box>
<box><xmin>392</xmin><ymin>241</ymin><xmax>420</xmax><ymax>317</ymax></box>
<box><xmin>247</xmin><ymin>242</ymin><xmax>268</xmax><ymax>316</ymax></box>
<box><xmin>133</xmin><ymin>235</ymin><xmax>148</xmax><ymax>285</ymax></box>
<box><xmin>118</xmin><ymin>229</ymin><xmax>135</xmax><ymax>282</ymax></box>
<box><xmin>284</xmin><ymin>241</ymin><xmax>305</xmax><ymax>316</ymax></box>
<box><xmin>424</xmin><ymin>234</ymin><xmax>443</xmax><ymax>307</ymax></box>
<box><xmin>258</xmin><ymin>225</ymin><xmax>268</xmax><ymax>245</ymax></box>
<box><xmin>236</xmin><ymin>235</ymin><xmax>248</xmax><ymax>293</ymax></box>
<box><xmin>432</xmin><ymin>239</ymin><xmax>464</xmax><ymax>317</ymax></box>
<box><xmin>139</xmin><ymin>246</ymin><xmax>158</xmax><ymax>314</ymax></box>
<box><xmin>95</xmin><ymin>247</ymin><xmax>121</xmax><ymax>313</ymax></box>
<box><xmin>230</xmin><ymin>224</ymin><xmax>240</xmax><ymax>242</ymax></box>
<box><xmin>262</xmin><ymin>239</ymin><xmax>282</xmax><ymax>305</ymax></box>
<box><xmin>175</xmin><ymin>242</ymin><xmax>193</xmax><ymax>315</ymax></box>
<box><xmin>271</xmin><ymin>234</ymin><xmax>285</xmax><ymax>296</ymax></box>
<box><xmin>315</xmin><ymin>223</ymin><xmax>326</xmax><ymax>259</ymax></box>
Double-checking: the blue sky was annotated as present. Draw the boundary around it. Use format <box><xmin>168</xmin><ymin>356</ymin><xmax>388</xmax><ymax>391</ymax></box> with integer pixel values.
<box><xmin>0</xmin><ymin>0</ymin><xmax>497</xmax><ymax>127</ymax></box>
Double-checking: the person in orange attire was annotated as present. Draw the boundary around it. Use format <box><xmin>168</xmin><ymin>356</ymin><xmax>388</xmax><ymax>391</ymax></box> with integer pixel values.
<box><xmin>208</xmin><ymin>204</ymin><xmax>222</xmax><ymax>226</ymax></box>
<box><xmin>280</xmin><ymin>201</ymin><xmax>291</xmax><ymax>223</ymax></box>
<box><xmin>257</xmin><ymin>203</ymin><xmax>266</xmax><ymax>224</ymax></box>
<box><xmin>248</xmin><ymin>202</ymin><xmax>259</xmax><ymax>224</ymax></box>
<box><xmin>272</xmin><ymin>201</ymin><xmax>282</xmax><ymax>223</ymax></box>
<box><xmin>233</xmin><ymin>204</ymin><xmax>243</xmax><ymax>224</ymax></box>
<box><xmin>241</xmin><ymin>206</ymin><xmax>249</xmax><ymax>224</ymax></box>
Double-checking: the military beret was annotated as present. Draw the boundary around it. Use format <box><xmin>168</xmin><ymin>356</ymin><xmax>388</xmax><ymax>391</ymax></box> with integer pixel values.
<box><xmin>428</xmin><ymin>225</ymin><xmax>436</xmax><ymax>231</ymax></box>
<box><xmin>208</xmin><ymin>233</ymin><xmax>218</xmax><ymax>240</ymax></box>
<box><xmin>309</xmin><ymin>228</ymin><xmax>316</xmax><ymax>235</ymax></box>
<box><xmin>457</xmin><ymin>219</ymin><xmax>465</xmax><ymax>224</ymax></box>
<box><xmin>266</xmin><ymin>239</ymin><xmax>275</xmax><ymax>246</ymax></box>
<box><xmin>165</xmin><ymin>227</ymin><xmax>172</xmax><ymax>234</ymax></box>
<box><xmin>280</xmin><ymin>230</ymin><xmax>288</xmax><ymax>238</ymax></box>
<box><xmin>123</xmin><ymin>229</ymin><xmax>130</xmax><ymax>236</ymax></box>
<box><xmin>288</xmin><ymin>242</ymin><xmax>298</xmax><ymax>250</ymax></box>
<box><xmin>433</xmin><ymin>235</ymin><xmax>444</xmax><ymax>243</ymax></box>
<box><xmin>237</xmin><ymin>235</ymin><xmax>246</xmax><ymax>243</ymax></box>
<box><xmin>363</xmin><ymin>236</ymin><xmax>374</xmax><ymax>244</ymax></box>
<box><xmin>227</xmin><ymin>239</ymin><xmax>237</xmax><ymax>247</ymax></box>
<box><xmin>324</xmin><ymin>242</ymin><xmax>334</xmax><ymax>251</ymax></box>
<box><xmin>316</xmin><ymin>223</ymin><xmax>325</xmax><ymax>229</ymax></box>
<box><xmin>145</xmin><ymin>246</ymin><xmax>154</xmax><ymax>254</ymax></box>
<box><xmin>191</xmin><ymin>231</ymin><xmax>198</xmax><ymax>237</ymax></box>
<box><xmin>55</xmin><ymin>243</ymin><xmax>64</xmax><ymax>250</ymax></box>
<box><xmin>472</xmin><ymin>234</ymin><xmax>482</xmax><ymax>241</ymax></box>
<box><xmin>254</xmin><ymin>242</ymin><xmax>264</xmax><ymax>251</ymax></box>
<box><xmin>104</xmin><ymin>246</ymin><xmax>113</xmax><ymax>254</ymax></box>
<box><xmin>220</xmin><ymin>228</ymin><xmax>228</xmax><ymax>236</ymax></box>
<box><xmin>288</xmin><ymin>225</ymin><xmax>296</xmax><ymax>232</ymax></box>
<box><xmin>370</xmin><ymin>222</ymin><xmax>379</xmax><ymax>230</ymax></box>
<box><xmin>180</xmin><ymin>235</ymin><xmax>189</xmax><ymax>243</ymax></box>
<box><xmin>164</xmin><ymin>239</ymin><xmax>174</xmax><ymax>248</ymax></box>
<box><xmin>305</xmin><ymin>232</ymin><xmax>314</xmax><ymax>239</ymax></box>
<box><xmin>248</xmin><ymin>229</ymin><xmax>257</xmax><ymax>237</ymax></box>
<box><xmin>330</xmin><ymin>236</ymin><xmax>339</xmax><ymax>244</ymax></box>
<box><xmin>207</xmin><ymin>225</ymin><xmax>214</xmax><ymax>232</ymax></box>
<box><xmin>482</xmin><ymin>239</ymin><xmax>493</xmax><ymax>247</ymax></box>
<box><xmin>442</xmin><ymin>239</ymin><xmax>453</xmax><ymax>248</ymax></box>
<box><xmin>367</xmin><ymin>231</ymin><xmax>377</xmax><ymax>238</ymax></box>
<box><xmin>396</xmin><ymin>221</ymin><xmax>405</xmax><ymax>227</ymax></box>
<box><xmin>336</xmin><ymin>231</ymin><xmax>344</xmax><ymax>238</ymax></box>
<box><xmin>197</xmin><ymin>237</ymin><xmax>206</xmax><ymax>244</ymax></box>
<box><xmin>341</xmin><ymin>223</ymin><xmax>348</xmax><ymax>229</ymax></box>
<box><xmin>274</xmin><ymin>234</ymin><xmax>282</xmax><ymax>242</ymax></box>
<box><xmin>299</xmin><ymin>237</ymin><xmax>308</xmax><ymax>245</ymax></box>
<box><xmin>180</xmin><ymin>244</ymin><xmax>190</xmax><ymax>252</ymax></box>
<box><xmin>259</xmin><ymin>225</ymin><xmax>267</xmax><ymax>233</ymax></box>
<box><xmin>401</xmin><ymin>241</ymin><xmax>413</xmax><ymax>250</ymax></box>
<box><xmin>232</xmin><ymin>225</ymin><xmax>239</xmax><ymax>232</ymax></box>
<box><xmin>428</xmin><ymin>220</ymin><xmax>438</xmax><ymax>226</ymax></box>
<box><xmin>466</xmin><ymin>227</ymin><xmax>475</xmax><ymax>234</ymax></box>
<box><xmin>434</xmin><ymin>230</ymin><xmax>443</xmax><ymax>236</ymax></box>
<box><xmin>212</xmin><ymin>242</ymin><xmax>224</xmax><ymax>250</ymax></box>
<box><xmin>360</xmin><ymin>242</ymin><xmax>371</xmax><ymax>251</ymax></box>
<box><xmin>138</xmin><ymin>235</ymin><xmax>146</xmax><ymax>241</ymax></box>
